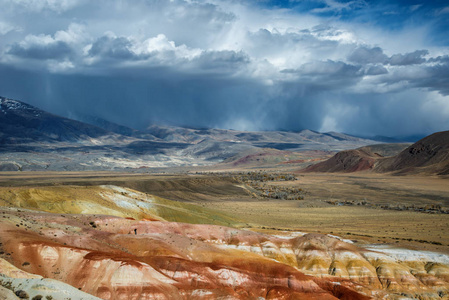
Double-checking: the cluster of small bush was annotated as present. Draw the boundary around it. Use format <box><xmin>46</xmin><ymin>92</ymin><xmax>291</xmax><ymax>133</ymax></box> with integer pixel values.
<box><xmin>254</xmin><ymin>185</ymin><xmax>304</xmax><ymax>200</ymax></box>
<box><xmin>232</xmin><ymin>171</ymin><xmax>297</xmax><ymax>182</ymax></box>
<box><xmin>231</xmin><ymin>172</ymin><xmax>304</xmax><ymax>200</ymax></box>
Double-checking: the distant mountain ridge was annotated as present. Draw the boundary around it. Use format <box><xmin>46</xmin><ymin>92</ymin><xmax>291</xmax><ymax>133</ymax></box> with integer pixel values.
<box><xmin>145</xmin><ymin>124</ymin><xmax>379</xmax><ymax>151</ymax></box>
<box><xmin>0</xmin><ymin>96</ymin><xmax>380</xmax><ymax>148</ymax></box>
<box><xmin>0</xmin><ymin>96</ymin><xmax>387</xmax><ymax>171</ymax></box>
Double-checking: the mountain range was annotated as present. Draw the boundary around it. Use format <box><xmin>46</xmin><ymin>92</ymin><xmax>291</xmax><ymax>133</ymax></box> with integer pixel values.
<box><xmin>0</xmin><ymin>96</ymin><xmax>383</xmax><ymax>171</ymax></box>
<box><xmin>2</xmin><ymin>95</ymin><xmax>447</xmax><ymax>175</ymax></box>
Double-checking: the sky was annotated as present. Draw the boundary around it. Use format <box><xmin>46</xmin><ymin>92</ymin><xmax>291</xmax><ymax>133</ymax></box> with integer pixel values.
<box><xmin>0</xmin><ymin>0</ymin><xmax>449</xmax><ymax>138</ymax></box>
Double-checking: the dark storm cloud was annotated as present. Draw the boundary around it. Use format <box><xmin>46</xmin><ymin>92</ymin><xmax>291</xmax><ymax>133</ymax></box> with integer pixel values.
<box><xmin>388</xmin><ymin>49</ymin><xmax>428</xmax><ymax>66</ymax></box>
<box><xmin>365</xmin><ymin>65</ymin><xmax>388</xmax><ymax>75</ymax></box>
<box><xmin>428</xmin><ymin>55</ymin><xmax>449</xmax><ymax>63</ymax></box>
<box><xmin>88</xmin><ymin>36</ymin><xmax>136</xmax><ymax>60</ymax></box>
<box><xmin>348</xmin><ymin>47</ymin><xmax>388</xmax><ymax>64</ymax></box>
<box><xmin>300</xmin><ymin>60</ymin><xmax>360</xmax><ymax>77</ymax></box>
<box><xmin>0</xmin><ymin>0</ymin><xmax>448</xmax><ymax>137</ymax></box>
<box><xmin>348</xmin><ymin>47</ymin><xmax>429</xmax><ymax>66</ymax></box>
<box><xmin>8</xmin><ymin>40</ymin><xmax>72</xmax><ymax>60</ymax></box>
<box><xmin>192</xmin><ymin>50</ymin><xmax>250</xmax><ymax>72</ymax></box>
<box><xmin>280</xmin><ymin>60</ymin><xmax>364</xmax><ymax>94</ymax></box>
<box><xmin>418</xmin><ymin>61</ymin><xmax>449</xmax><ymax>96</ymax></box>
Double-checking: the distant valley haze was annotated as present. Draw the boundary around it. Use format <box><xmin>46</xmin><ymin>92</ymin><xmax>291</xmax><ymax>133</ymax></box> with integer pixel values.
<box><xmin>0</xmin><ymin>0</ymin><xmax>448</xmax><ymax>138</ymax></box>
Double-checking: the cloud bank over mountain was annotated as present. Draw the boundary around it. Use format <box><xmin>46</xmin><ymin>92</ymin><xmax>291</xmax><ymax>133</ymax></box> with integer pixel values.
<box><xmin>0</xmin><ymin>0</ymin><xmax>448</xmax><ymax>137</ymax></box>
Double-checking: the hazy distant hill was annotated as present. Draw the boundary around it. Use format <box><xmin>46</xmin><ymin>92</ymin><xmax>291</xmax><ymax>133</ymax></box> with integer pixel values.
<box><xmin>146</xmin><ymin>125</ymin><xmax>379</xmax><ymax>151</ymax></box>
<box><xmin>71</xmin><ymin>113</ymin><xmax>140</xmax><ymax>137</ymax></box>
<box><xmin>73</xmin><ymin>113</ymin><xmax>157</xmax><ymax>140</ymax></box>
<box><xmin>303</xmin><ymin>131</ymin><xmax>449</xmax><ymax>175</ymax></box>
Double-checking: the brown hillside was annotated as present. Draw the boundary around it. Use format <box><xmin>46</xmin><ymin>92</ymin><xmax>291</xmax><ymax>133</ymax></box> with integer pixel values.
<box><xmin>375</xmin><ymin>130</ymin><xmax>449</xmax><ymax>175</ymax></box>
<box><xmin>303</xmin><ymin>131</ymin><xmax>449</xmax><ymax>175</ymax></box>
<box><xmin>303</xmin><ymin>148</ymin><xmax>382</xmax><ymax>173</ymax></box>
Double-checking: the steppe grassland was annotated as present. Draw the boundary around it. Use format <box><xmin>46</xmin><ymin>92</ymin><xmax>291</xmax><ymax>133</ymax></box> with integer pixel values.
<box><xmin>204</xmin><ymin>200</ymin><xmax>449</xmax><ymax>253</ymax></box>
<box><xmin>200</xmin><ymin>173</ymin><xmax>449</xmax><ymax>253</ymax></box>
<box><xmin>1</xmin><ymin>171</ymin><xmax>448</xmax><ymax>253</ymax></box>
